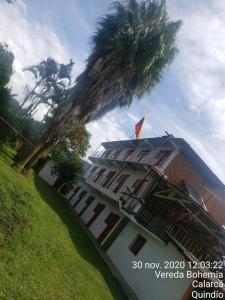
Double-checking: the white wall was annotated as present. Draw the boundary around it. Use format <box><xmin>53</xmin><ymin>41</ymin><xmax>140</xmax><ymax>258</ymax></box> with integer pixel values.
<box><xmin>107</xmin><ymin>222</ymin><xmax>192</xmax><ymax>300</ymax></box>
<box><xmin>39</xmin><ymin>160</ymin><xmax>58</xmax><ymax>186</ymax></box>
<box><xmin>68</xmin><ymin>181</ymin><xmax>122</xmax><ymax>244</ymax></box>
<box><xmin>66</xmin><ymin>179</ymin><xmax>191</xmax><ymax>299</ymax></box>
<box><xmin>89</xmin><ymin>205</ymin><xmax>111</xmax><ymax>238</ymax></box>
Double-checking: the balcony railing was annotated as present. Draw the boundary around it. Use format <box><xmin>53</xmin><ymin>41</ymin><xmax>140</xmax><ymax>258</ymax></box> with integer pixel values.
<box><xmin>135</xmin><ymin>207</ymin><xmax>172</xmax><ymax>241</ymax></box>
<box><xmin>166</xmin><ymin>225</ymin><xmax>209</xmax><ymax>261</ymax></box>
<box><xmin>128</xmin><ymin>206</ymin><xmax>219</xmax><ymax>264</ymax></box>
<box><xmin>89</xmin><ymin>150</ymin><xmax>171</xmax><ymax>172</ymax></box>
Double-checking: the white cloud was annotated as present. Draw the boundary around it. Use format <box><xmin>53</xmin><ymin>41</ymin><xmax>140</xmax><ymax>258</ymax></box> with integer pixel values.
<box><xmin>168</xmin><ymin>1</ymin><xmax>225</xmax><ymax>138</ymax></box>
<box><xmin>160</xmin><ymin>0</ymin><xmax>225</xmax><ymax>182</ymax></box>
<box><xmin>86</xmin><ymin>111</ymin><xmax>129</xmax><ymax>157</ymax></box>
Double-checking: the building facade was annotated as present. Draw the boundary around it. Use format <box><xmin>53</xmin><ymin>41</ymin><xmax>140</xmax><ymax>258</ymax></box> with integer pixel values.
<box><xmin>39</xmin><ymin>136</ymin><xmax>225</xmax><ymax>300</ymax></box>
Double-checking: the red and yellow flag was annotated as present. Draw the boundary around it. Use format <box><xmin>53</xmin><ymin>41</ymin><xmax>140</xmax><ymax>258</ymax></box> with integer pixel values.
<box><xmin>135</xmin><ymin>116</ymin><xmax>146</xmax><ymax>139</ymax></box>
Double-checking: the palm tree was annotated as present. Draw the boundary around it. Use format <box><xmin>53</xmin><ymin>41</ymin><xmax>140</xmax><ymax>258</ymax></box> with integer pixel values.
<box><xmin>21</xmin><ymin>58</ymin><xmax>74</xmax><ymax>117</ymax></box>
<box><xmin>17</xmin><ymin>0</ymin><xmax>181</xmax><ymax>174</ymax></box>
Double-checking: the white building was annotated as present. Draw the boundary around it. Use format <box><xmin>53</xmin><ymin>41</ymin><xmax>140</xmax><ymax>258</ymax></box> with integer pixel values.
<box><xmin>39</xmin><ymin>136</ymin><xmax>225</xmax><ymax>300</ymax></box>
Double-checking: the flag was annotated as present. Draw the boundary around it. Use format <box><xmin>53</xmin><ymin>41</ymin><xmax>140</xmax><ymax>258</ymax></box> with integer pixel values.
<box><xmin>135</xmin><ymin>117</ymin><xmax>145</xmax><ymax>139</ymax></box>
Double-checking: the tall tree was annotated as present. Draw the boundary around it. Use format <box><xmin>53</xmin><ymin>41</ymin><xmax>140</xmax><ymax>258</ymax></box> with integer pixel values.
<box><xmin>17</xmin><ymin>0</ymin><xmax>181</xmax><ymax>174</ymax></box>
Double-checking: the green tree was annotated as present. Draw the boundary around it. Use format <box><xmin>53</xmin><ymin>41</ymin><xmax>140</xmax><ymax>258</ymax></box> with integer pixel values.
<box><xmin>17</xmin><ymin>0</ymin><xmax>181</xmax><ymax>174</ymax></box>
<box><xmin>48</xmin><ymin>125</ymin><xmax>90</xmax><ymax>192</ymax></box>
<box><xmin>51</xmin><ymin>157</ymin><xmax>83</xmax><ymax>193</ymax></box>
<box><xmin>51</xmin><ymin>125</ymin><xmax>90</xmax><ymax>159</ymax></box>
<box><xmin>0</xmin><ymin>43</ymin><xmax>14</xmax><ymax>91</ymax></box>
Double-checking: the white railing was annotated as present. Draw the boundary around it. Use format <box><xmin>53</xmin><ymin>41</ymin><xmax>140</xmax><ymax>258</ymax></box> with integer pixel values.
<box><xmin>89</xmin><ymin>149</ymin><xmax>172</xmax><ymax>173</ymax></box>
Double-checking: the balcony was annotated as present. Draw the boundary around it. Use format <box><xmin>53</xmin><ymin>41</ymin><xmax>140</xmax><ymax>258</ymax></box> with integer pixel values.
<box><xmin>166</xmin><ymin>225</ymin><xmax>212</xmax><ymax>262</ymax></box>
<box><xmin>89</xmin><ymin>149</ymin><xmax>172</xmax><ymax>173</ymax></box>
<box><xmin>135</xmin><ymin>206</ymin><xmax>173</xmax><ymax>241</ymax></box>
<box><xmin>124</xmin><ymin>204</ymin><xmax>220</xmax><ymax>267</ymax></box>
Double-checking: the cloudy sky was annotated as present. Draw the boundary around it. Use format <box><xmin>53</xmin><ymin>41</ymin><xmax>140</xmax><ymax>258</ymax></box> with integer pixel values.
<box><xmin>1</xmin><ymin>0</ymin><xmax>225</xmax><ymax>182</ymax></box>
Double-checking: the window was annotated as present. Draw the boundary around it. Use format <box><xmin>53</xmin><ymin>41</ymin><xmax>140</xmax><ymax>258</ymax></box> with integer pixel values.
<box><xmin>72</xmin><ymin>190</ymin><xmax>87</xmax><ymax>208</ymax></box>
<box><xmin>102</xmin><ymin>150</ymin><xmax>111</xmax><ymax>158</ymax></box>
<box><xmin>90</xmin><ymin>166</ymin><xmax>97</xmax><ymax>174</ymax></box>
<box><xmin>132</xmin><ymin>178</ymin><xmax>148</xmax><ymax>195</ymax></box>
<box><xmin>136</xmin><ymin>150</ymin><xmax>150</xmax><ymax>161</ymax></box>
<box><xmin>124</xmin><ymin>149</ymin><xmax>135</xmax><ymax>160</ymax></box>
<box><xmin>113</xmin><ymin>174</ymin><xmax>129</xmax><ymax>193</ymax></box>
<box><xmin>102</xmin><ymin>171</ymin><xmax>116</xmax><ymax>187</ymax></box>
<box><xmin>93</xmin><ymin>168</ymin><xmax>106</xmax><ymax>182</ymax></box>
<box><xmin>78</xmin><ymin>196</ymin><xmax>95</xmax><ymax>217</ymax></box>
<box><xmin>155</xmin><ymin>150</ymin><xmax>171</xmax><ymax>166</ymax></box>
<box><xmin>112</xmin><ymin>149</ymin><xmax>122</xmax><ymax>159</ymax></box>
<box><xmin>87</xmin><ymin>166</ymin><xmax>98</xmax><ymax>179</ymax></box>
<box><xmin>129</xmin><ymin>234</ymin><xmax>147</xmax><ymax>256</ymax></box>
<box><xmin>68</xmin><ymin>186</ymin><xmax>81</xmax><ymax>201</ymax></box>
<box><xmin>105</xmin><ymin>212</ymin><xmax>119</xmax><ymax>224</ymax></box>
<box><xmin>94</xmin><ymin>203</ymin><xmax>105</xmax><ymax>213</ymax></box>
<box><xmin>86</xmin><ymin>196</ymin><xmax>95</xmax><ymax>205</ymax></box>
<box><xmin>86</xmin><ymin>203</ymin><xmax>106</xmax><ymax>228</ymax></box>
<box><xmin>132</xmin><ymin>179</ymin><xmax>142</xmax><ymax>190</ymax></box>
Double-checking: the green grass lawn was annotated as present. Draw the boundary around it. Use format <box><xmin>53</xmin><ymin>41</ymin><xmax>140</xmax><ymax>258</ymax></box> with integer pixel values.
<box><xmin>0</xmin><ymin>147</ymin><xmax>127</xmax><ymax>300</ymax></box>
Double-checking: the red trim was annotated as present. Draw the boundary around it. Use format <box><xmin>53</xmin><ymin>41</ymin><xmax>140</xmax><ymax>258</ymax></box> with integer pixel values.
<box><xmin>86</xmin><ymin>203</ymin><xmax>105</xmax><ymax>228</ymax></box>
<box><xmin>78</xmin><ymin>196</ymin><xmax>95</xmax><ymax>217</ymax></box>
<box><xmin>72</xmin><ymin>191</ymin><xmax>87</xmax><ymax>208</ymax></box>
<box><xmin>68</xmin><ymin>186</ymin><xmax>81</xmax><ymax>201</ymax></box>
<box><xmin>103</xmin><ymin>171</ymin><xmax>116</xmax><ymax>187</ymax></box>
<box><xmin>96</xmin><ymin>214</ymin><xmax>120</xmax><ymax>244</ymax></box>
<box><xmin>113</xmin><ymin>175</ymin><xmax>129</xmax><ymax>193</ymax></box>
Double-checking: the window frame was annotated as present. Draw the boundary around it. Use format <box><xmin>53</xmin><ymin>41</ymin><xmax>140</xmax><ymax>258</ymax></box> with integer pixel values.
<box><xmin>128</xmin><ymin>234</ymin><xmax>147</xmax><ymax>256</ymax></box>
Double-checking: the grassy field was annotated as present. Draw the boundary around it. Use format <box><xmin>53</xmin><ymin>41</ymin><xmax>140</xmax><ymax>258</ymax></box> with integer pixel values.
<box><xmin>0</xmin><ymin>147</ymin><xmax>127</xmax><ymax>300</ymax></box>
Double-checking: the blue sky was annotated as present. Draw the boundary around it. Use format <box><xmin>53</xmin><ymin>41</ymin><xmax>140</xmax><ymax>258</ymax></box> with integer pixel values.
<box><xmin>1</xmin><ymin>0</ymin><xmax>225</xmax><ymax>182</ymax></box>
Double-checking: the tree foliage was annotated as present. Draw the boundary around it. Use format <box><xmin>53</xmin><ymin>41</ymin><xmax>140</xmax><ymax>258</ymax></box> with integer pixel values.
<box><xmin>0</xmin><ymin>43</ymin><xmax>14</xmax><ymax>91</ymax></box>
<box><xmin>41</xmin><ymin>0</ymin><xmax>181</xmax><ymax>143</ymax></box>
<box><xmin>49</xmin><ymin>125</ymin><xmax>90</xmax><ymax>192</ymax></box>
